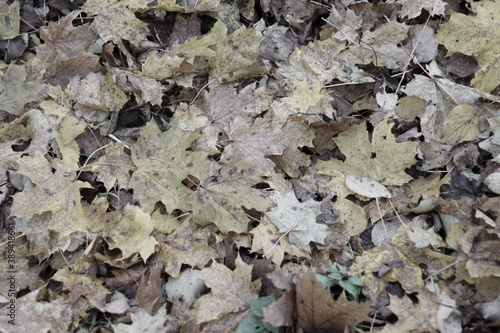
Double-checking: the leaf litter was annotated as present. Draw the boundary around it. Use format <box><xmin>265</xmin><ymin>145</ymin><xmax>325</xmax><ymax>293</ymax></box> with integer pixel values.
<box><xmin>1</xmin><ymin>0</ymin><xmax>500</xmax><ymax>332</ymax></box>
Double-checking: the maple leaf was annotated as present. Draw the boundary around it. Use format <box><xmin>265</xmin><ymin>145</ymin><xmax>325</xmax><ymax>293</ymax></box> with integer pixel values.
<box><xmin>51</xmin><ymin>267</ymin><xmax>110</xmax><ymax>309</ymax></box>
<box><xmin>0</xmin><ymin>1</ymin><xmax>20</xmax><ymax>39</ymax></box>
<box><xmin>401</xmin><ymin>75</ymin><xmax>500</xmax><ymax>142</ymax></box>
<box><xmin>295</xmin><ymin>272</ymin><xmax>371</xmax><ymax>333</ymax></box>
<box><xmin>251</xmin><ymin>215</ymin><xmax>310</xmax><ymax>266</ymax></box>
<box><xmin>0</xmin><ymin>287</ymin><xmax>73</xmax><ymax>332</ymax></box>
<box><xmin>159</xmin><ymin>219</ymin><xmax>219</xmax><ymax>278</ymax></box>
<box><xmin>381</xmin><ymin>287</ymin><xmax>441</xmax><ymax>333</ymax></box>
<box><xmin>315</xmin><ymin>116</ymin><xmax>418</xmax><ymax>186</ymax></box>
<box><xmin>69</xmin><ymin>70</ymin><xmax>129</xmax><ymax>113</ymax></box>
<box><xmin>193</xmin><ymin>159</ymin><xmax>273</xmax><ymax>234</ymax></box>
<box><xmin>350</xmin><ymin>20</ymin><xmax>409</xmax><ymax>69</ymax></box>
<box><xmin>276</xmin><ymin>36</ymin><xmax>346</xmax><ymax>84</ymax></box>
<box><xmin>222</xmin><ymin>114</ymin><xmax>290</xmax><ymax>173</ymax></box>
<box><xmin>191</xmin><ymin>256</ymin><xmax>261</xmax><ymax>324</ymax></box>
<box><xmin>10</xmin><ymin>153</ymin><xmax>94</xmax><ymax>242</ymax></box>
<box><xmin>113</xmin><ymin>307</ymin><xmax>174</xmax><ymax>333</ymax></box>
<box><xmin>36</xmin><ymin>12</ymin><xmax>97</xmax><ymax>62</ymax></box>
<box><xmin>82</xmin><ymin>0</ymin><xmax>150</xmax><ymax>47</ymax></box>
<box><xmin>210</xmin><ymin>22</ymin><xmax>269</xmax><ymax>82</ymax></box>
<box><xmin>437</xmin><ymin>0</ymin><xmax>500</xmax><ymax>92</ymax></box>
<box><xmin>104</xmin><ymin>205</ymin><xmax>159</xmax><ymax>263</ymax></box>
<box><xmin>129</xmin><ymin>120</ymin><xmax>216</xmax><ymax>213</ymax></box>
<box><xmin>392</xmin><ymin>0</ymin><xmax>447</xmax><ymax>19</ymax></box>
<box><xmin>0</xmin><ymin>64</ymin><xmax>41</xmax><ymax>115</ymax></box>
<box><xmin>265</xmin><ymin>191</ymin><xmax>333</xmax><ymax>252</ymax></box>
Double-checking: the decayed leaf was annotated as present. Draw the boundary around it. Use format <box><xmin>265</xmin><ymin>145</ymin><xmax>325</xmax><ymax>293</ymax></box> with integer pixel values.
<box><xmin>105</xmin><ymin>205</ymin><xmax>159</xmax><ymax>263</ymax></box>
<box><xmin>222</xmin><ymin>114</ymin><xmax>290</xmax><ymax>173</ymax></box>
<box><xmin>437</xmin><ymin>0</ymin><xmax>500</xmax><ymax>92</ymax></box>
<box><xmin>282</xmin><ymin>80</ymin><xmax>329</xmax><ymax>114</ymax></box>
<box><xmin>265</xmin><ymin>191</ymin><xmax>333</xmax><ymax>252</ymax></box>
<box><xmin>160</xmin><ymin>219</ymin><xmax>219</xmax><ymax>278</ymax></box>
<box><xmin>210</xmin><ymin>22</ymin><xmax>269</xmax><ymax>82</ymax></box>
<box><xmin>193</xmin><ymin>160</ymin><xmax>273</xmax><ymax>234</ymax></box>
<box><xmin>251</xmin><ymin>215</ymin><xmax>310</xmax><ymax>266</ymax></box>
<box><xmin>381</xmin><ymin>288</ymin><xmax>441</xmax><ymax>333</ymax></box>
<box><xmin>0</xmin><ymin>1</ymin><xmax>20</xmax><ymax>39</ymax></box>
<box><xmin>315</xmin><ymin>116</ymin><xmax>418</xmax><ymax>185</ymax></box>
<box><xmin>0</xmin><ymin>64</ymin><xmax>41</xmax><ymax>115</ymax></box>
<box><xmin>113</xmin><ymin>307</ymin><xmax>172</xmax><ymax>333</ymax></box>
<box><xmin>69</xmin><ymin>70</ymin><xmax>128</xmax><ymax>112</ymax></box>
<box><xmin>392</xmin><ymin>0</ymin><xmax>447</xmax><ymax>19</ymax></box>
<box><xmin>10</xmin><ymin>153</ymin><xmax>93</xmax><ymax>241</ymax></box>
<box><xmin>129</xmin><ymin>120</ymin><xmax>215</xmax><ymax>213</ymax></box>
<box><xmin>191</xmin><ymin>256</ymin><xmax>261</xmax><ymax>324</ymax></box>
<box><xmin>36</xmin><ymin>12</ymin><xmax>97</xmax><ymax>61</ymax></box>
<box><xmin>441</xmin><ymin>104</ymin><xmax>479</xmax><ymax>146</ymax></box>
<box><xmin>295</xmin><ymin>272</ymin><xmax>371</xmax><ymax>333</ymax></box>
<box><xmin>51</xmin><ymin>267</ymin><xmax>110</xmax><ymax>309</ymax></box>
<box><xmin>0</xmin><ymin>287</ymin><xmax>73</xmax><ymax>333</ymax></box>
<box><xmin>345</xmin><ymin>174</ymin><xmax>392</xmax><ymax>198</ymax></box>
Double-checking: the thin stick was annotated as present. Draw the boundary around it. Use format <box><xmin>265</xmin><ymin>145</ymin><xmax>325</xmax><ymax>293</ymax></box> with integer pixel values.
<box><xmin>423</xmin><ymin>259</ymin><xmax>465</xmax><ymax>281</ymax></box>
<box><xmin>396</xmin><ymin>15</ymin><xmax>431</xmax><ymax>93</ymax></box>
<box><xmin>75</xmin><ymin>143</ymin><xmax>111</xmax><ymax>181</ymax></box>
<box><xmin>189</xmin><ymin>77</ymin><xmax>217</xmax><ymax>106</ymax></box>
<box><xmin>388</xmin><ymin>198</ymin><xmax>412</xmax><ymax>231</ymax></box>
<box><xmin>375</xmin><ymin>197</ymin><xmax>388</xmax><ymax>237</ymax></box>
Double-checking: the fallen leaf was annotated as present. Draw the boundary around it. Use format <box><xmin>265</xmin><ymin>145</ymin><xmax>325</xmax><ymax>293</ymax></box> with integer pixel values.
<box><xmin>0</xmin><ymin>64</ymin><xmax>41</xmax><ymax>115</ymax></box>
<box><xmin>315</xmin><ymin>115</ymin><xmax>418</xmax><ymax>185</ymax></box>
<box><xmin>295</xmin><ymin>272</ymin><xmax>371</xmax><ymax>333</ymax></box>
<box><xmin>441</xmin><ymin>104</ymin><xmax>480</xmax><ymax>146</ymax></box>
<box><xmin>160</xmin><ymin>219</ymin><xmax>219</xmax><ymax>278</ymax></box>
<box><xmin>381</xmin><ymin>287</ymin><xmax>441</xmax><ymax>332</ymax></box>
<box><xmin>266</xmin><ymin>191</ymin><xmax>333</xmax><ymax>252</ymax></box>
<box><xmin>191</xmin><ymin>255</ymin><xmax>261</xmax><ymax>324</ymax></box>
<box><xmin>437</xmin><ymin>0</ymin><xmax>500</xmax><ymax>92</ymax></box>
<box><xmin>193</xmin><ymin>159</ymin><xmax>273</xmax><ymax>234</ymax></box>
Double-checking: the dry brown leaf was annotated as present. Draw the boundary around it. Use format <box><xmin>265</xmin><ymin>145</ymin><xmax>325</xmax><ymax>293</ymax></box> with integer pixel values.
<box><xmin>191</xmin><ymin>255</ymin><xmax>261</xmax><ymax>324</ymax></box>
<box><xmin>295</xmin><ymin>272</ymin><xmax>371</xmax><ymax>333</ymax></box>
